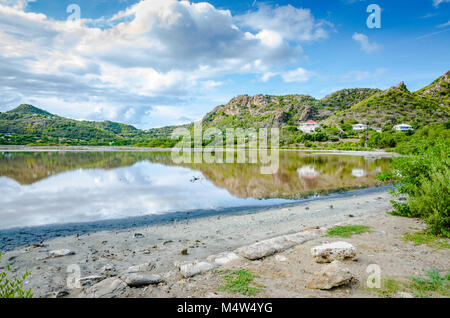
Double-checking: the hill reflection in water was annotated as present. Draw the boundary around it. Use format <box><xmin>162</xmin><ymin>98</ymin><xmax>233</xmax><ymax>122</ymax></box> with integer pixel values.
<box><xmin>0</xmin><ymin>151</ymin><xmax>391</xmax><ymax>229</ymax></box>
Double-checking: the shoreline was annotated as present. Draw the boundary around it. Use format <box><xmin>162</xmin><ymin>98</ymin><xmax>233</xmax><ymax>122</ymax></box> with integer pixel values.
<box><xmin>1</xmin><ymin>187</ymin><xmax>398</xmax><ymax>298</ymax></box>
<box><xmin>0</xmin><ymin>145</ymin><xmax>399</xmax><ymax>157</ymax></box>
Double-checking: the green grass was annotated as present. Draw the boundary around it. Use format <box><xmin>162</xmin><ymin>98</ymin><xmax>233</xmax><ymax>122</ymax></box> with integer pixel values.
<box><xmin>325</xmin><ymin>225</ymin><xmax>373</xmax><ymax>238</ymax></box>
<box><xmin>403</xmin><ymin>231</ymin><xmax>450</xmax><ymax>250</ymax></box>
<box><xmin>377</xmin><ymin>270</ymin><xmax>450</xmax><ymax>298</ymax></box>
<box><xmin>217</xmin><ymin>269</ymin><xmax>264</xmax><ymax>296</ymax></box>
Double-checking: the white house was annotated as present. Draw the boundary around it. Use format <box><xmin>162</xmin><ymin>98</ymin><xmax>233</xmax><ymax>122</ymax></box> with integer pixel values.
<box><xmin>352</xmin><ymin>124</ymin><xmax>368</xmax><ymax>131</ymax></box>
<box><xmin>298</xmin><ymin>120</ymin><xmax>321</xmax><ymax>133</ymax></box>
<box><xmin>393</xmin><ymin>124</ymin><xmax>414</xmax><ymax>132</ymax></box>
<box><xmin>373</xmin><ymin>127</ymin><xmax>382</xmax><ymax>133</ymax></box>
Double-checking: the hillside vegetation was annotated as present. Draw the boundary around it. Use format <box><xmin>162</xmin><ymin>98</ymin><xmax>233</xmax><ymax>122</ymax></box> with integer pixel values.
<box><xmin>0</xmin><ymin>71</ymin><xmax>448</xmax><ymax>148</ymax></box>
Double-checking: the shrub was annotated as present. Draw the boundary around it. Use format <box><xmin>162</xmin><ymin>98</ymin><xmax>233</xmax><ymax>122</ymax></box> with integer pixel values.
<box><xmin>379</xmin><ymin>139</ymin><xmax>449</xmax><ymax>237</ymax></box>
<box><xmin>0</xmin><ymin>253</ymin><xmax>33</xmax><ymax>298</ymax></box>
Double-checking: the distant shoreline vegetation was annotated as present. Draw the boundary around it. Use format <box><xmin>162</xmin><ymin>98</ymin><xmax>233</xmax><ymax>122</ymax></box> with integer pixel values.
<box><xmin>0</xmin><ymin>123</ymin><xmax>448</xmax><ymax>154</ymax></box>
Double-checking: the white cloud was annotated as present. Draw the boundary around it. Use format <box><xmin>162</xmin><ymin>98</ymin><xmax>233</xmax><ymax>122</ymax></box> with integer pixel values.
<box><xmin>282</xmin><ymin>68</ymin><xmax>315</xmax><ymax>83</ymax></box>
<box><xmin>437</xmin><ymin>20</ymin><xmax>450</xmax><ymax>27</ymax></box>
<box><xmin>261</xmin><ymin>72</ymin><xmax>277</xmax><ymax>82</ymax></box>
<box><xmin>433</xmin><ymin>0</ymin><xmax>450</xmax><ymax>8</ymax></box>
<box><xmin>256</xmin><ymin>29</ymin><xmax>283</xmax><ymax>48</ymax></box>
<box><xmin>0</xmin><ymin>1</ymin><xmax>330</xmax><ymax>127</ymax></box>
<box><xmin>237</xmin><ymin>4</ymin><xmax>331</xmax><ymax>43</ymax></box>
<box><xmin>352</xmin><ymin>32</ymin><xmax>380</xmax><ymax>53</ymax></box>
<box><xmin>0</xmin><ymin>0</ymin><xmax>34</xmax><ymax>10</ymax></box>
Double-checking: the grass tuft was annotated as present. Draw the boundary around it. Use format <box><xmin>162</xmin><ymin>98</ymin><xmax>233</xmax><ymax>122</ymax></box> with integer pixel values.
<box><xmin>403</xmin><ymin>231</ymin><xmax>450</xmax><ymax>250</ymax></box>
<box><xmin>325</xmin><ymin>225</ymin><xmax>373</xmax><ymax>238</ymax></box>
<box><xmin>217</xmin><ymin>269</ymin><xmax>264</xmax><ymax>296</ymax></box>
<box><xmin>377</xmin><ymin>270</ymin><xmax>450</xmax><ymax>298</ymax></box>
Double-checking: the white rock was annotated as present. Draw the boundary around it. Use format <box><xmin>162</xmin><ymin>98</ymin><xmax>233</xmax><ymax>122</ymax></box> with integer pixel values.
<box><xmin>306</xmin><ymin>261</ymin><xmax>354</xmax><ymax>290</ymax></box>
<box><xmin>311</xmin><ymin>241</ymin><xmax>356</xmax><ymax>263</ymax></box>
<box><xmin>236</xmin><ymin>228</ymin><xmax>323</xmax><ymax>260</ymax></box>
<box><xmin>80</xmin><ymin>277</ymin><xmax>127</xmax><ymax>298</ymax></box>
<box><xmin>37</xmin><ymin>249</ymin><xmax>76</xmax><ymax>260</ymax></box>
<box><xmin>178</xmin><ymin>261</ymin><xmax>216</xmax><ymax>278</ymax></box>
<box><xmin>207</xmin><ymin>252</ymin><xmax>240</xmax><ymax>265</ymax></box>
<box><xmin>124</xmin><ymin>273</ymin><xmax>163</xmax><ymax>287</ymax></box>
<box><xmin>80</xmin><ymin>275</ymin><xmax>105</xmax><ymax>286</ymax></box>
<box><xmin>126</xmin><ymin>263</ymin><xmax>154</xmax><ymax>273</ymax></box>
<box><xmin>50</xmin><ymin>249</ymin><xmax>75</xmax><ymax>257</ymax></box>
<box><xmin>275</xmin><ymin>255</ymin><xmax>288</xmax><ymax>262</ymax></box>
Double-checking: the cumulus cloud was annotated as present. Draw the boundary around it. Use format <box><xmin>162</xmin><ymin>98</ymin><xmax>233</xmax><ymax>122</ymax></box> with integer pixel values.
<box><xmin>281</xmin><ymin>68</ymin><xmax>315</xmax><ymax>83</ymax></box>
<box><xmin>0</xmin><ymin>0</ymin><xmax>330</xmax><ymax>127</ymax></box>
<box><xmin>237</xmin><ymin>4</ymin><xmax>331</xmax><ymax>43</ymax></box>
<box><xmin>352</xmin><ymin>32</ymin><xmax>380</xmax><ymax>53</ymax></box>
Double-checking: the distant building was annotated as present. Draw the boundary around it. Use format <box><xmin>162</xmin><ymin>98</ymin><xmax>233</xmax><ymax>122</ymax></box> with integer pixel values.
<box><xmin>373</xmin><ymin>127</ymin><xmax>382</xmax><ymax>133</ymax></box>
<box><xmin>393</xmin><ymin>124</ymin><xmax>414</xmax><ymax>132</ymax></box>
<box><xmin>352</xmin><ymin>124</ymin><xmax>368</xmax><ymax>131</ymax></box>
<box><xmin>298</xmin><ymin>120</ymin><xmax>321</xmax><ymax>133</ymax></box>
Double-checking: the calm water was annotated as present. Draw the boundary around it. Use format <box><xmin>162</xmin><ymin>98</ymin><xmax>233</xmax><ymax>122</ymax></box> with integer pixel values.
<box><xmin>0</xmin><ymin>151</ymin><xmax>391</xmax><ymax>231</ymax></box>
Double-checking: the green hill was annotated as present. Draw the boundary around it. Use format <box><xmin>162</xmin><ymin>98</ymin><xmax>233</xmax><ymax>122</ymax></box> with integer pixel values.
<box><xmin>201</xmin><ymin>88</ymin><xmax>379</xmax><ymax>130</ymax></box>
<box><xmin>0</xmin><ymin>105</ymin><xmax>143</xmax><ymax>143</ymax></box>
<box><xmin>325</xmin><ymin>73</ymin><xmax>450</xmax><ymax>128</ymax></box>
<box><xmin>6</xmin><ymin>104</ymin><xmax>54</xmax><ymax>116</ymax></box>
<box><xmin>1</xmin><ymin>71</ymin><xmax>448</xmax><ymax>147</ymax></box>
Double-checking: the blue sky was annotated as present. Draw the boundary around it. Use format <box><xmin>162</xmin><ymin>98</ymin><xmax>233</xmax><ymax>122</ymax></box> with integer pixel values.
<box><xmin>0</xmin><ymin>0</ymin><xmax>449</xmax><ymax>128</ymax></box>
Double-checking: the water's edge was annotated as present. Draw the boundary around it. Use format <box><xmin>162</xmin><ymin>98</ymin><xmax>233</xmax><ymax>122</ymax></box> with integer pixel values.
<box><xmin>0</xmin><ymin>185</ymin><xmax>392</xmax><ymax>252</ymax></box>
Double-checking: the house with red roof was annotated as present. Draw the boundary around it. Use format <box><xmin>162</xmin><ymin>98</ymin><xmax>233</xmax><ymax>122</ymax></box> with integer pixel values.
<box><xmin>298</xmin><ymin>120</ymin><xmax>321</xmax><ymax>133</ymax></box>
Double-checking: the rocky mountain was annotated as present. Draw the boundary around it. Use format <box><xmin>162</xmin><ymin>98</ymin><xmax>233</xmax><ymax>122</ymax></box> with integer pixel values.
<box><xmin>415</xmin><ymin>70</ymin><xmax>450</xmax><ymax>105</ymax></box>
<box><xmin>202</xmin><ymin>88</ymin><xmax>380</xmax><ymax>130</ymax></box>
<box><xmin>325</xmin><ymin>72</ymin><xmax>450</xmax><ymax>127</ymax></box>
<box><xmin>203</xmin><ymin>71</ymin><xmax>449</xmax><ymax>131</ymax></box>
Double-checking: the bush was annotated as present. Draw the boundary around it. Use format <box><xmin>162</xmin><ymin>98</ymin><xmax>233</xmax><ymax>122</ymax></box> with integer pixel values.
<box><xmin>379</xmin><ymin>139</ymin><xmax>449</xmax><ymax>237</ymax></box>
<box><xmin>0</xmin><ymin>253</ymin><xmax>33</xmax><ymax>298</ymax></box>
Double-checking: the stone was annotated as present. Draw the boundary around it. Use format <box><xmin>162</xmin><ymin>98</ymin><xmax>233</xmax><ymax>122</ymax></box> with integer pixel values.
<box><xmin>207</xmin><ymin>252</ymin><xmax>240</xmax><ymax>265</ymax></box>
<box><xmin>80</xmin><ymin>277</ymin><xmax>127</xmax><ymax>298</ymax></box>
<box><xmin>126</xmin><ymin>263</ymin><xmax>154</xmax><ymax>273</ymax></box>
<box><xmin>306</xmin><ymin>261</ymin><xmax>354</xmax><ymax>290</ymax></box>
<box><xmin>275</xmin><ymin>255</ymin><xmax>288</xmax><ymax>262</ymax></box>
<box><xmin>124</xmin><ymin>273</ymin><xmax>163</xmax><ymax>287</ymax></box>
<box><xmin>55</xmin><ymin>290</ymin><xmax>70</xmax><ymax>298</ymax></box>
<box><xmin>177</xmin><ymin>261</ymin><xmax>216</xmax><ymax>278</ymax></box>
<box><xmin>37</xmin><ymin>249</ymin><xmax>75</xmax><ymax>260</ymax></box>
<box><xmin>311</xmin><ymin>241</ymin><xmax>356</xmax><ymax>263</ymax></box>
<box><xmin>235</xmin><ymin>228</ymin><xmax>323</xmax><ymax>260</ymax></box>
<box><xmin>79</xmin><ymin>275</ymin><xmax>105</xmax><ymax>286</ymax></box>
<box><xmin>49</xmin><ymin>249</ymin><xmax>75</xmax><ymax>257</ymax></box>
<box><xmin>100</xmin><ymin>264</ymin><xmax>117</xmax><ymax>277</ymax></box>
